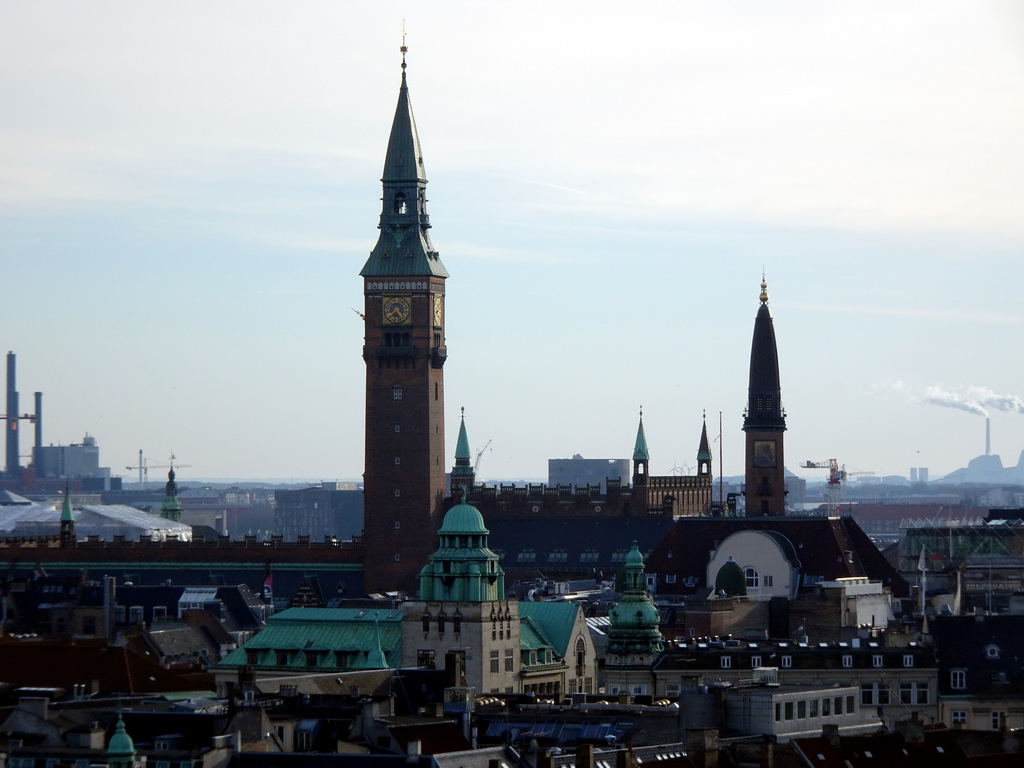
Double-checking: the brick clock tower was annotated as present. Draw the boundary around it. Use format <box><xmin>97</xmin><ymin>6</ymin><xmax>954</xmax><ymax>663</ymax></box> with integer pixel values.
<box><xmin>743</xmin><ymin>277</ymin><xmax>787</xmax><ymax>516</ymax></box>
<box><xmin>361</xmin><ymin>48</ymin><xmax>449</xmax><ymax>594</ymax></box>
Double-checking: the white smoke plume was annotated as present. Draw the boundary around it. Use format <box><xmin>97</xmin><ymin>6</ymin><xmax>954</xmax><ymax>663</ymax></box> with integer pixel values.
<box><xmin>923</xmin><ymin>386</ymin><xmax>1024</xmax><ymax>417</ymax></box>
<box><xmin>968</xmin><ymin>386</ymin><xmax>1024</xmax><ymax>414</ymax></box>
<box><xmin>923</xmin><ymin>386</ymin><xmax>988</xmax><ymax>417</ymax></box>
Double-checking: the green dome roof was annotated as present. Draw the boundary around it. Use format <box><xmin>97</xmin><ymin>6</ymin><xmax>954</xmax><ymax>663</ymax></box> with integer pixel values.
<box><xmin>438</xmin><ymin>500</ymin><xmax>488</xmax><ymax>535</ymax></box>
<box><xmin>107</xmin><ymin>713</ymin><xmax>135</xmax><ymax>757</ymax></box>
<box><xmin>714</xmin><ymin>557</ymin><xmax>747</xmax><ymax>597</ymax></box>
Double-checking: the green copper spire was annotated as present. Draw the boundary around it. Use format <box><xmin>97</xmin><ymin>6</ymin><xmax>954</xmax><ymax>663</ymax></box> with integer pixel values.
<box><xmin>360</xmin><ymin>44</ymin><xmax>448</xmax><ymax>279</ymax></box>
<box><xmin>697</xmin><ymin>416</ymin><xmax>712</xmax><ymax>463</ymax></box>
<box><xmin>633</xmin><ymin>407</ymin><xmax>649</xmax><ymax>462</ymax></box>
<box><xmin>60</xmin><ymin>485</ymin><xmax>74</xmax><ymax>523</ymax></box>
<box><xmin>455</xmin><ymin>407</ymin><xmax>471</xmax><ymax>463</ymax></box>
<box><xmin>59</xmin><ymin>485</ymin><xmax>75</xmax><ymax>546</ymax></box>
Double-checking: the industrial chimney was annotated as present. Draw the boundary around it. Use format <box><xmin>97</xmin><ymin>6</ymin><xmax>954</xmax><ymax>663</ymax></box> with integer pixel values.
<box><xmin>986</xmin><ymin>417</ymin><xmax>991</xmax><ymax>456</ymax></box>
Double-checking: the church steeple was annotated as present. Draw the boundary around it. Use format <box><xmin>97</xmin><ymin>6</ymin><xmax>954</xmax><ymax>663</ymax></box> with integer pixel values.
<box><xmin>743</xmin><ymin>275</ymin><xmax>787</xmax><ymax>516</ymax></box>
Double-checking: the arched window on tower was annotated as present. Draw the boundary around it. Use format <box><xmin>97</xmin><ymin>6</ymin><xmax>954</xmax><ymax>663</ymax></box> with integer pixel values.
<box><xmin>393</xmin><ymin>192</ymin><xmax>407</xmax><ymax>214</ymax></box>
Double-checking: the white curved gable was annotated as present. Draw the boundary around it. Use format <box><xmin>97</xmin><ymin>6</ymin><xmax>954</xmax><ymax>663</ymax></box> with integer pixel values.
<box><xmin>706</xmin><ymin>529</ymin><xmax>798</xmax><ymax>599</ymax></box>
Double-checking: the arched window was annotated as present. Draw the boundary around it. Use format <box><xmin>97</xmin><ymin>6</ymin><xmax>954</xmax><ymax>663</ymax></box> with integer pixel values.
<box><xmin>745</xmin><ymin>567</ymin><xmax>759</xmax><ymax>589</ymax></box>
<box><xmin>393</xmin><ymin>192</ymin><xmax>407</xmax><ymax>214</ymax></box>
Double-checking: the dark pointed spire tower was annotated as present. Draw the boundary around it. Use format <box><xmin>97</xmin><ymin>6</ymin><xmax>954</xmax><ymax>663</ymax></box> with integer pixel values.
<box><xmin>361</xmin><ymin>41</ymin><xmax>449</xmax><ymax>593</ymax></box>
<box><xmin>631</xmin><ymin>407</ymin><xmax>650</xmax><ymax>513</ymax></box>
<box><xmin>743</xmin><ymin>276</ymin><xmax>787</xmax><ymax>516</ymax></box>
<box><xmin>697</xmin><ymin>412</ymin><xmax>713</xmax><ymax>478</ymax></box>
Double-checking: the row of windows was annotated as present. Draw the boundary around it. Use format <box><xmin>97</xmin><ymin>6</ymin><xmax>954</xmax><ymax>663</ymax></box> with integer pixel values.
<box><xmin>950</xmin><ymin>710</ymin><xmax>1006</xmax><ymax>729</ymax></box>
<box><xmin>715</xmin><ymin>653</ymin><xmax>916</xmax><ymax>669</ymax></box>
<box><xmin>860</xmin><ymin>682</ymin><xmax>929</xmax><ymax>706</ymax></box>
<box><xmin>775</xmin><ymin>694</ymin><xmax>856</xmax><ymax>722</ymax></box>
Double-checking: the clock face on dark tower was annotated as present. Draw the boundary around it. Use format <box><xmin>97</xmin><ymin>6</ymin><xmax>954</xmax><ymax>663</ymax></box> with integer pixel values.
<box><xmin>383</xmin><ymin>296</ymin><xmax>411</xmax><ymax>324</ymax></box>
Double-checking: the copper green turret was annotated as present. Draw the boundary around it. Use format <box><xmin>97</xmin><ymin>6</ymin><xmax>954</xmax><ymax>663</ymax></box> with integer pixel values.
<box><xmin>106</xmin><ymin>712</ymin><xmax>136</xmax><ymax>768</ymax></box>
<box><xmin>419</xmin><ymin>498</ymin><xmax>504</xmax><ymax>602</ymax></box>
<box><xmin>607</xmin><ymin>542</ymin><xmax>664</xmax><ymax>657</ymax></box>
<box><xmin>160</xmin><ymin>467</ymin><xmax>183</xmax><ymax>523</ymax></box>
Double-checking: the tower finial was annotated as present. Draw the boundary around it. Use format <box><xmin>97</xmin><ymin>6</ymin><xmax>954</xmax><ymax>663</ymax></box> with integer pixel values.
<box><xmin>639</xmin><ymin>404</ymin><xmax>643</xmax><ymax>421</ymax></box>
<box><xmin>760</xmin><ymin>272</ymin><xmax>769</xmax><ymax>304</ymax></box>
<box><xmin>400</xmin><ymin>20</ymin><xmax>407</xmax><ymax>72</ymax></box>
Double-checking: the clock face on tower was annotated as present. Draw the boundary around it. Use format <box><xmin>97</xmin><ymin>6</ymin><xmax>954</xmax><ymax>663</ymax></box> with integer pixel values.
<box><xmin>383</xmin><ymin>296</ymin><xmax>411</xmax><ymax>324</ymax></box>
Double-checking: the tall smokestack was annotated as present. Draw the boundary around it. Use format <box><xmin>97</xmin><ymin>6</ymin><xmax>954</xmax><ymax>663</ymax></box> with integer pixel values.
<box><xmin>985</xmin><ymin>417</ymin><xmax>991</xmax><ymax>456</ymax></box>
<box><xmin>34</xmin><ymin>391</ymin><xmax>42</xmax><ymax>460</ymax></box>
<box><xmin>6</xmin><ymin>352</ymin><xmax>18</xmax><ymax>476</ymax></box>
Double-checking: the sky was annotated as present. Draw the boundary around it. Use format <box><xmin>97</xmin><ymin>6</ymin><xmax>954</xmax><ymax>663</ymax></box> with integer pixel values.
<box><xmin>2</xmin><ymin>1</ymin><xmax>1024</xmax><ymax>485</ymax></box>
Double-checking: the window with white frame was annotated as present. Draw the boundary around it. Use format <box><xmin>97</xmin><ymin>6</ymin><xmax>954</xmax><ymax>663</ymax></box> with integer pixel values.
<box><xmin>872</xmin><ymin>654</ymin><xmax>883</xmax><ymax>668</ymax></box>
<box><xmin>903</xmin><ymin>654</ymin><xmax>914</xmax><ymax>668</ymax></box>
<box><xmin>992</xmin><ymin>711</ymin><xmax>1006</xmax><ymax>730</ymax></box>
<box><xmin>763</xmin><ymin>574</ymin><xmax>773</xmax><ymax>587</ymax></box>
<box><xmin>781</xmin><ymin>655</ymin><xmax>792</xmax><ymax>668</ymax></box>
<box><xmin>860</xmin><ymin>682</ymin><xmax>890</xmax><ymax>706</ymax></box>
<box><xmin>721</xmin><ymin>656</ymin><xmax>732</xmax><ymax>669</ymax></box>
<box><xmin>750</xmin><ymin>655</ymin><xmax>762</xmax><ymax>668</ymax></box>
<box><xmin>951</xmin><ymin>710</ymin><xmax>967</xmax><ymax>725</ymax></box>
<box><xmin>899</xmin><ymin>682</ymin><xmax>928</xmax><ymax>705</ymax></box>
<box><xmin>950</xmin><ymin>669</ymin><xmax>967</xmax><ymax>690</ymax></box>
<box><xmin>745</xmin><ymin>567</ymin><xmax>759</xmax><ymax>589</ymax></box>
<box><xmin>842</xmin><ymin>654</ymin><xmax>853</xmax><ymax>668</ymax></box>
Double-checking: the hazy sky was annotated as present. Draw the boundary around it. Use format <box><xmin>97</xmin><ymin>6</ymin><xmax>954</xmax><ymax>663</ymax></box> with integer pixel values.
<box><xmin>3</xmin><ymin>1</ymin><xmax>1024</xmax><ymax>484</ymax></box>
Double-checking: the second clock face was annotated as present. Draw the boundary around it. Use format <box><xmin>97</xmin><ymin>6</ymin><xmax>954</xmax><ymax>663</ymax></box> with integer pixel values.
<box><xmin>384</xmin><ymin>296</ymin><xmax>411</xmax><ymax>324</ymax></box>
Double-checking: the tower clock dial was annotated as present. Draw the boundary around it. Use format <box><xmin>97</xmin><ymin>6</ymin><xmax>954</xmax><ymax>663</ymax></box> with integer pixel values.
<box><xmin>383</xmin><ymin>296</ymin><xmax>411</xmax><ymax>324</ymax></box>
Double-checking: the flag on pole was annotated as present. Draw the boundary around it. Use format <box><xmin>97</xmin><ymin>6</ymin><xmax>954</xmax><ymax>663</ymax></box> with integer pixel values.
<box><xmin>917</xmin><ymin>546</ymin><xmax>926</xmax><ymax>572</ymax></box>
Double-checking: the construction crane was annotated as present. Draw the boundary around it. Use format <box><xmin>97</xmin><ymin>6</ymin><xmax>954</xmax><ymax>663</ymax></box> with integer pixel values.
<box><xmin>126</xmin><ymin>452</ymin><xmax>192</xmax><ymax>490</ymax></box>
<box><xmin>801</xmin><ymin>459</ymin><xmax>874</xmax><ymax>517</ymax></box>
<box><xmin>474</xmin><ymin>440</ymin><xmax>492</xmax><ymax>475</ymax></box>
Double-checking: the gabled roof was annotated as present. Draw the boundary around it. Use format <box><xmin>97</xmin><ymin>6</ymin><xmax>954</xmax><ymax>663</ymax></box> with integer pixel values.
<box><xmin>519</xmin><ymin>602</ymin><xmax>581</xmax><ymax>657</ymax></box>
